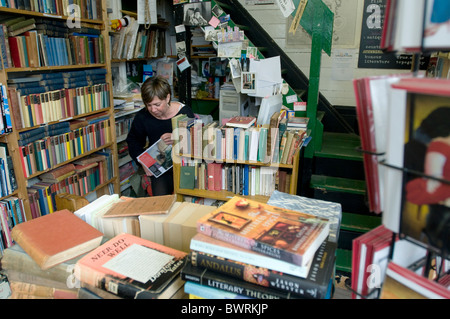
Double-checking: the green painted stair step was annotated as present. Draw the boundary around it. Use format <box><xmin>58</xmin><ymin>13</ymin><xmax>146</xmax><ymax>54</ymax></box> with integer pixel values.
<box><xmin>310</xmin><ymin>175</ymin><xmax>366</xmax><ymax>195</ymax></box>
<box><xmin>341</xmin><ymin>212</ymin><xmax>381</xmax><ymax>233</ymax></box>
<box><xmin>336</xmin><ymin>249</ymin><xmax>352</xmax><ymax>274</ymax></box>
<box><xmin>316</xmin><ymin>132</ymin><xmax>363</xmax><ymax>161</ymax></box>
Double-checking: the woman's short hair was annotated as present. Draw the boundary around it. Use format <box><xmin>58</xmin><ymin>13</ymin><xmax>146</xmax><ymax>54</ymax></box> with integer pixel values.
<box><xmin>141</xmin><ymin>76</ymin><xmax>171</xmax><ymax>105</ymax></box>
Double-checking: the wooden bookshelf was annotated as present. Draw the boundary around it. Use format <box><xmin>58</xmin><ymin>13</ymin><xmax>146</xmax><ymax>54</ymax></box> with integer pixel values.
<box><xmin>0</xmin><ymin>0</ymin><xmax>119</xmax><ymax>222</ymax></box>
<box><xmin>173</xmin><ymin>149</ymin><xmax>301</xmax><ymax>203</ymax></box>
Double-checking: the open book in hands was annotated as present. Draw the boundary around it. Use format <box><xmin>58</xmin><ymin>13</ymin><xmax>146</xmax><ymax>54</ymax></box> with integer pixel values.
<box><xmin>137</xmin><ymin>139</ymin><xmax>173</xmax><ymax>178</ymax></box>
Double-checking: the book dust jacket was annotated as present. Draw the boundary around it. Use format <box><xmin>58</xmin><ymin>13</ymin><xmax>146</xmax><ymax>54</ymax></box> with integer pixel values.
<box><xmin>196</xmin><ymin>196</ymin><xmax>330</xmax><ymax>267</ymax></box>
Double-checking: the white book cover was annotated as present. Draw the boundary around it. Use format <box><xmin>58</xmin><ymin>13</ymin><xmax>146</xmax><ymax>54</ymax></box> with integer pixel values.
<box><xmin>393</xmin><ymin>0</ymin><xmax>426</xmax><ymax>51</ymax></box>
<box><xmin>423</xmin><ymin>0</ymin><xmax>450</xmax><ymax>50</ymax></box>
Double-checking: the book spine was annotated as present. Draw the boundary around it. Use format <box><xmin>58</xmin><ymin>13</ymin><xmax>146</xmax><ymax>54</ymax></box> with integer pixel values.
<box><xmin>191</xmin><ymin>250</ymin><xmax>311</xmax><ymax>294</ymax></box>
<box><xmin>181</xmin><ymin>262</ymin><xmax>294</xmax><ymax>299</ymax></box>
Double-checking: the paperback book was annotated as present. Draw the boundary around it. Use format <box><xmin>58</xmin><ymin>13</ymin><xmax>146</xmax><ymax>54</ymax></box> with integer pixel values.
<box><xmin>190</xmin><ymin>237</ymin><xmax>337</xmax><ymax>298</ymax></box>
<box><xmin>196</xmin><ymin>196</ymin><xmax>330</xmax><ymax>267</ymax></box>
<box><xmin>386</xmin><ymin>78</ymin><xmax>450</xmax><ymax>257</ymax></box>
<box><xmin>190</xmin><ymin>233</ymin><xmax>311</xmax><ymax>278</ymax></box>
<box><xmin>75</xmin><ymin>233</ymin><xmax>187</xmax><ymax>299</ymax></box>
<box><xmin>181</xmin><ymin>258</ymin><xmax>301</xmax><ymax>299</ymax></box>
<box><xmin>137</xmin><ymin>138</ymin><xmax>172</xmax><ymax>178</ymax></box>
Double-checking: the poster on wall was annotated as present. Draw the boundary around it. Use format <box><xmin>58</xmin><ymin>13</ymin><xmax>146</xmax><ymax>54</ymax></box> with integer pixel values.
<box><xmin>358</xmin><ymin>0</ymin><xmax>428</xmax><ymax>69</ymax></box>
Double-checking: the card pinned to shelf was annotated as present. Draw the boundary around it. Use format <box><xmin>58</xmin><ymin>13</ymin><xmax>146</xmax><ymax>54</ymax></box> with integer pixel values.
<box><xmin>102</xmin><ymin>194</ymin><xmax>177</xmax><ymax>218</ymax></box>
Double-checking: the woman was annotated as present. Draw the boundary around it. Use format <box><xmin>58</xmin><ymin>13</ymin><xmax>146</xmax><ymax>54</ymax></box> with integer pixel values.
<box><xmin>126</xmin><ymin>76</ymin><xmax>195</xmax><ymax>196</ymax></box>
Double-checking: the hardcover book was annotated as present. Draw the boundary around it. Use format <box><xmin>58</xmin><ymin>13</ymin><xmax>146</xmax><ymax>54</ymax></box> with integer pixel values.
<box><xmin>225</xmin><ymin>116</ymin><xmax>256</xmax><ymax>129</ymax></box>
<box><xmin>190</xmin><ymin>235</ymin><xmax>337</xmax><ymax>298</ymax></box>
<box><xmin>380</xmin><ymin>262</ymin><xmax>450</xmax><ymax>299</ymax></box>
<box><xmin>75</xmin><ymin>233</ymin><xmax>187</xmax><ymax>299</ymax></box>
<box><xmin>102</xmin><ymin>194</ymin><xmax>176</xmax><ymax>218</ymax></box>
<box><xmin>181</xmin><ymin>258</ymin><xmax>301</xmax><ymax>299</ymax></box>
<box><xmin>11</xmin><ymin>209</ymin><xmax>104</xmax><ymax>270</ymax></box>
<box><xmin>196</xmin><ymin>196</ymin><xmax>330</xmax><ymax>267</ymax></box>
<box><xmin>388</xmin><ymin>78</ymin><xmax>450</xmax><ymax>258</ymax></box>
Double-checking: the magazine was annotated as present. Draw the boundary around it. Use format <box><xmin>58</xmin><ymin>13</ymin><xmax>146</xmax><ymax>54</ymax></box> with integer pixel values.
<box><xmin>137</xmin><ymin>139</ymin><xmax>173</xmax><ymax>178</ymax></box>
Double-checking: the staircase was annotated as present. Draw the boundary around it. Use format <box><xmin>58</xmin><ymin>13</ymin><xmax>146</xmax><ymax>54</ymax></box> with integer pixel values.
<box><xmin>307</xmin><ymin>108</ymin><xmax>381</xmax><ymax>275</ymax></box>
<box><xmin>183</xmin><ymin>1</ymin><xmax>382</xmax><ymax>276</ymax></box>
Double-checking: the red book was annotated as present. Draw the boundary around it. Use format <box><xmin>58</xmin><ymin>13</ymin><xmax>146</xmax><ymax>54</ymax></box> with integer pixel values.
<box><xmin>207</xmin><ymin>162</ymin><xmax>215</xmax><ymax>191</ymax></box>
<box><xmin>7</xmin><ymin>87</ymin><xmax>23</xmax><ymax>130</ymax></box>
<box><xmin>225</xmin><ymin>116</ymin><xmax>256</xmax><ymax>129</ymax></box>
<box><xmin>213</xmin><ymin>162</ymin><xmax>222</xmax><ymax>191</ymax></box>
<box><xmin>8</xmin><ymin>36</ymin><xmax>22</xmax><ymax>68</ymax></box>
<box><xmin>381</xmin><ymin>262</ymin><xmax>450</xmax><ymax>299</ymax></box>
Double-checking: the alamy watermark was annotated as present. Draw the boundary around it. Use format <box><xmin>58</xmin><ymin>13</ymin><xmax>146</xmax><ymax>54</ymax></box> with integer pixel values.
<box><xmin>171</xmin><ymin>127</ymin><xmax>287</xmax><ymax>167</ymax></box>
<box><xmin>66</xmin><ymin>4</ymin><xmax>81</xmax><ymax>29</ymax></box>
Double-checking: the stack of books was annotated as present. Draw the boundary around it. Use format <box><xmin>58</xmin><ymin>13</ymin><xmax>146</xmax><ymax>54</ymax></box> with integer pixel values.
<box><xmin>1</xmin><ymin>207</ymin><xmax>190</xmax><ymax>299</ymax></box>
<box><xmin>1</xmin><ymin>209</ymin><xmax>105</xmax><ymax>299</ymax></box>
<box><xmin>181</xmin><ymin>196</ymin><xmax>336</xmax><ymax>299</ymax></box>
<box><xmin>74</xmin><ymin>233</ymin><xmax>188</xmax><ymax>299</ymax></box>
<box><xmin>172</xmin><ymin>112</ymin><xmax>309</xmax><ymax>165</ymax></box>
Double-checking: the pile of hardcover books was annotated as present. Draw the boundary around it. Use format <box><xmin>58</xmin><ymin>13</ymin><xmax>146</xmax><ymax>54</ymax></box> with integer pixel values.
<box><xmin>181</xmin><ymin>195</ymin><xmax>338</xmax><ymax>299</ymax></box>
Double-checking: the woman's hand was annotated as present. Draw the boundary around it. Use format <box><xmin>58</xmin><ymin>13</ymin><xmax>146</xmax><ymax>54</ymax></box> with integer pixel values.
<box><xmin>160</xmin><ymin>132</ymin><xmax>173</xmax><ymax>145</ymax></box>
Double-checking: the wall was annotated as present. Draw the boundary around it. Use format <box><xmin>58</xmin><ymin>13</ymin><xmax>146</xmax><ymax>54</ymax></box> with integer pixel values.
<box><xmin>238</xmin><ymin>0</ymin><xmax>409</xmax><ymax>107</ymax></box>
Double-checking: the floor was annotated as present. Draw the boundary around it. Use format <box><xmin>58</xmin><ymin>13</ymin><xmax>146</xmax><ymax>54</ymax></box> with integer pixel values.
<box><xmin>333</xmin><ymin>275</ymin><xmax>352</xmax><ymax>299</ymax></box>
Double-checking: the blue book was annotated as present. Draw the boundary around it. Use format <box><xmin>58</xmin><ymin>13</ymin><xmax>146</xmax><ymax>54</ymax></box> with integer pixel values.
<box><xmin>40</xmin><ymin>72</ymin><xmax>65</xmax><ymax>80</ymax></box>
<box><xmin>17</xmin><ymin>86</ymin><xmax>46</xmax><ymax>95</ymax></box>
<box><xmin>19</xmin><ymin>126</ymin><xmax>46</xmax><ymax>140</ymax></box>
<box><xmin>30</xmin><ymin>185</ymin><xmax>49</xmax><ymax>215</ymax></box>
<box><xmin>65</xmin><ymin>81</ymin><xmax>89</xmax><ymax>89</ymax></box>
<box><xmin>88</xmin><ymin>39</ymin><xmax>95</xmax><ymax>63</ymax></box>
<box><xmin>18</xmin><ymin>133</ymin><xmax>47</xmax><ymax>146</ymax></box>
<box><xmin>20</xmin><ymin>36</ymin><xmax>30</xmax><ymax>67</ymax></box>
<box><xmin>85</xmin><ymin>68</ymin><xmax>106</xmax><ymax>75</ymax></box>
<box><xmin>0</xmin><ymin>158</ymin><xmax>7</xmax><ymax>197</ymax></box>
<box><xmin>9</xmin><ymin>81</ymin><xmax>41</xmax><ymax>89</ymax></box>
<box><xmin>62</xmin><ymin>70</ymin><xmax>87</xmax><ymax>78</ymax></box>
<box><xmin>40</xmin><ymin>78</ymin><xmax>65</xmax><ymax>86</ymax></box>
<box><xmin>233</xmin><ymin>128</ymin><xmax>240</xmax><ymax>160</ymax></box>
<box><xmin>43</xmin><ymin>36</ymin><xmax>52</xmax><ymax>66</ymax></box>
<box><xmin>1</xmin><ymin>85</ymin><xmax>12</xmax><ymax>133</ymax></box>
<box><xmin>243</xmin><ymin>164</ymin><xmax>249</xmax><ymax>196</ymax></box>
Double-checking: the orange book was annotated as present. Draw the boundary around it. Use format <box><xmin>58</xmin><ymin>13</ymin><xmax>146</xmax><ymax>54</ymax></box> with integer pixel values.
<box><xmin>196</xmin><ymin>196</ymin><xmax>330</xmax><ymax>267</ymax></box>
<box><xmin>75</xmin><ymin>233</ymin><xmax>187</xmax><ymax>299</ymax></box>
<box><xmin>11</xmin><ymin>209</ymin><xmax>103</xmax><ymax>270</ymax></box>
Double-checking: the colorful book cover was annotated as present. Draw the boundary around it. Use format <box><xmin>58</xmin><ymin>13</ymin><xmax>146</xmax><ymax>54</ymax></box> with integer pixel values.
<box><xmin>137</xmin><ymin>138</ymin><xmax>173</xmax><ymax>178</ymax></box>
<box><xmin>391</xmin><ymin>78</ymin><xmax>450</xmax><ymax>258</ymax></box>
<box><xmin>75</xmin><ymin>233</ymin><xmax>187</xmax><ymax>299</ymax></box>
<box><xmin>190</xmin><ymin>235</ymin><xmax>337</xmax><ymax>298</ymax></box>
<box><xmin>196</xmin><ymin>196</ymin><xmax>330</xmax><ymax>267</ymax></box>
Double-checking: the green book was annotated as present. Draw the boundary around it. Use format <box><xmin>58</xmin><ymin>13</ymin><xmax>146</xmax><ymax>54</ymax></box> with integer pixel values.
<box><xmin>0</xmin><ymin>16</ymin><xmax>25</xmax><ymax>27</ymax></box>
<box><xmin>257</xmin><ymin>127</ymin><xmax>268</xmax><ymax>162</ymax></box>
<box><xmin>8</xmin><ymin>18</ymin><xmax>36</xmax><ymax>32</ymax></box>
<box><xmin>179</xmin><ymin>165</ymin><xmax>195</xmax><ymax>189</ymax></box>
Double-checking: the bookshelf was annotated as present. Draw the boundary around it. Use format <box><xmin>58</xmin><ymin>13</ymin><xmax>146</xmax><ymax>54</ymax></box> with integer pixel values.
<box><xmin>0</xmin><ymin>0</ymin><xmax>119</xmax><ymax>224</ymax></box>
<box><xmin>173</xmin><ymin>148</ymin><xmax>301</xmax><ymax>203</ymax></box>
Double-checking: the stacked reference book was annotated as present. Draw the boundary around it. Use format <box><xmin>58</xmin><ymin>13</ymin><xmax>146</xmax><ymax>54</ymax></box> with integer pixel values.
<box><xmin>181</xmin><ymin>196</ymin><xmax>336</xmax><ymax>299</ymax></box>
